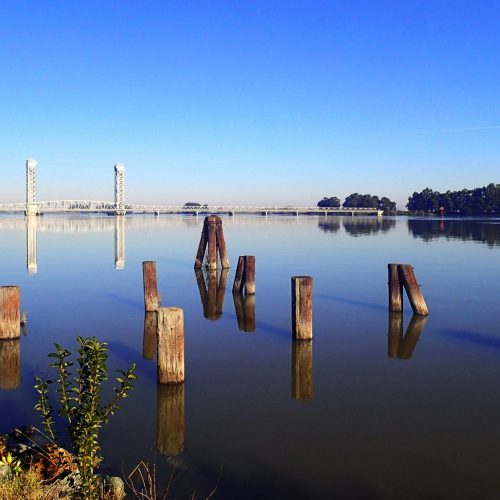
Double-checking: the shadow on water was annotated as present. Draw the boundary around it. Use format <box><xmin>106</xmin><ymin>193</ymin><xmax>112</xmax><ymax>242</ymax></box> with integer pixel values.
<box><xmin>440</xmin><ymin>329</ymin><xmax>500</xmax><ymax>351</ymax></box>
<box><xmin>387</xmin><ymin>313</ymin><xmax>428</xmax><ymax>360</ymax></box>
<box><xmin>316</xmin><ymin>293</ymin><xmax>386</xmax><ymax>312</ymax></box>
<box><xmin>408</xmin><ymin>218</ymin><xmax>500</xmax><ymax>247</ymax></box>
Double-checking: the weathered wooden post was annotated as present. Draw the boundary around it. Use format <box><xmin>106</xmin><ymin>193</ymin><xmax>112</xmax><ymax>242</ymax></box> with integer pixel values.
<box><xmin>143</xmin><ymin>261</ymin><xmax>159</xmax><ymax>312</ymax></box>
<box><xmin>143</xmin><ymin>312</ymin><xmax>157</xmax><ymax>360</ymax></box>
<box><xmin>291</xmin><ymin>340</ymin><xmax>313</xmax><ymax>400</ymax></box>
<box><xmin>0</xmin><ymin>286</ymin><xmax>20</xmax><ymax>340</ymax></box>
<box><xmin>291</xmin><ymin>276</ymin><xmax>313</xmax><ymax>340</ymax></box>
<box><xmin>156</xmin><ymin>383</ymin><xmax>185</xmax><ymax>456</ymax></box>
<box><xmin>398</xmin><ymin>314</ymin><xmax>428</xmax><ymax>359</ymax></box>
<box><xmin>232</xmin><ymin>256</ymin><xmax>255</xmax><ymax>295</ymax></box>
<box><xmin>388</xmin><ymin>264</ymin><xmax>403</xmax><ymax>312</ymax></box>
<box><xmin>398</xmin><ymin>264</ymin><xmax>429</xmax><ymax>316</ymax></box>
<box><xmin>194</xmin><ymin>215</ymin><xmax>230</xmax><ymax>270</ymax></box>
<box><xmin>0</xmin><ymin>340</ymin><xmax>20</xmax><ymax>390</ymax></box>
<box><xmin>157</xmin><ymin>307</ymin><xmax>184</xmax><ymax>384</ymax></box>
<box><xmin>387</xmin><ymin>312</ymin><xmax>403</xmax><ymax>358</ymax></box>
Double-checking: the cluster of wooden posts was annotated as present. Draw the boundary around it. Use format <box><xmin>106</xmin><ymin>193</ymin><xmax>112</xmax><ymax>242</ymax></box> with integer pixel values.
<box><xmin>0</xmin><ymin>216</ymin><xmax>430</xmax><ymax>455</ymax></box>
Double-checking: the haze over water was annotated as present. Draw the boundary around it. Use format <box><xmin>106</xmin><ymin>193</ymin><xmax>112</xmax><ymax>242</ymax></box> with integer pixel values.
<box><xmin>1</xmin><ymin>214</ymin><xmax>499</xmax><ymax>499</ymax></box>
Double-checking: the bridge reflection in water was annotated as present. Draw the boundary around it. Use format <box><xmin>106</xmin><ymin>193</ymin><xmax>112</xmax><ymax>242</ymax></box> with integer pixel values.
<box><xmin>20</xmin><ymin>215</ymin><xmax>126</xmax><ymax>273</ymax></box>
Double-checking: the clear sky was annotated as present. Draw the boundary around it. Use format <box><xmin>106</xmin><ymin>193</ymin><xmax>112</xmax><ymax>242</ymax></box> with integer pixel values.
<box><xmin>0</xmin><ymin>1</ymin><xmax>498</xmax><ymax>209</ymax></box>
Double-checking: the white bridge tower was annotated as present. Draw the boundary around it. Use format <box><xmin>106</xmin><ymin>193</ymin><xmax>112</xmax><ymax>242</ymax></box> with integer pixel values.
<box><xmin>26</xmin><ymin>159</ymin><xmax>38</xmax><ymax>215</ymax></box>
<box><xmin>114</xmin><ymin>163</ymin><xmax>125</xmax><ymax>215</ymax></box>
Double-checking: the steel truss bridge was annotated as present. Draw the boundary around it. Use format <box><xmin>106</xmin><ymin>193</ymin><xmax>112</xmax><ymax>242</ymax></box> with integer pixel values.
<box><xmin>0</xmin><ymin>200</ymin><xmax>383</xmax><ymax>216</ymax></box>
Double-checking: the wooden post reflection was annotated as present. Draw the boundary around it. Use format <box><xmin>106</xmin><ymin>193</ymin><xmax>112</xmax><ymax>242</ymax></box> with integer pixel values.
<box><xmin>291</xmin><ymin>340</ymin><xmax>313</xmax><ymax>400</ymax></box>
<box><xmin>143</xmin><ymin>312</ymin><xmax>157</xmax><ymax>360</ymax></box>
<box><xmin>387</xmin><ymin>313</ymin><xmax>428</xmax><ymax>360</ymax></box>
<box><xmin>156</xmin><ymin>383</ymin><xmax>185</xmax><ymax>456</ymax></box>
<box><xmin>387</xmin><ymin>312</ymin><xmax>403</xmax><ymax>357</ymax></box>
<box><xmin>399</xmin><ymin>315</ymin><xmax>428</xmax><ymax>359</ymax></box>
<box><xmin>194</xmin><ymin>268</ymin><xmax>228</xmax><ymax>320</ymax></box>
<box><xmin>0</xmin><ymin>340</ymin><xmax>21</xmax><ymax>390</ymax></box>
<box><xmin>232</xmin><ymin>292</ymin><xmax>255</xmax><ymax>332</ymax></box>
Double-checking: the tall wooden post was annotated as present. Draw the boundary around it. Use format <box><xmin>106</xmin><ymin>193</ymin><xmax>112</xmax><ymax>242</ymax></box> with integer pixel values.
<box><xmin>156</xmin><ymin>384</ymin><xmax>185</xmax><ymax>456</ymax></box>
<box><xmin>388</xmin><ymin>264</ymin><xmax>403</xmax><ymax>312</ymax></box>
<box><xmin>143</xmin><ymin>261</ymin><xmax>159</xmax><ymax>312</ymax></box>
<box><xmin>232</xmin><ymin>256</ymin><xmax>245</xmax><ymax>293</ymax></box>
<box><xmin>0</xmin><ymin>340</ymin><xmax>20</xmax><ymax>390</ymax></box>
<box><xmin>291</xmin><ymin>341</ymin><xmax>313</xmax><ymax>400</ymax></box>
<box><xmin>0</xmin><ymin>286</ymin><xmax>20</xmax><ymax>340</ymax></box>
<box><xmin>157</xmin><ymin>307</ymin><xmax>184</xmax><ymax>384</ymax></box>
<box><xmin>398</xmin><ymin>265</ymin><xmax>429</xmax><ymax>316</ymax></box>
<box><xmin>291</xmin><ymin>276</ymin><xmax>313</xmax><ymax>340</ymax></box>
<box><xmin>194</xmin><ymin>216</ymin><xmax>230</xmax><ymax>270</ymax></box>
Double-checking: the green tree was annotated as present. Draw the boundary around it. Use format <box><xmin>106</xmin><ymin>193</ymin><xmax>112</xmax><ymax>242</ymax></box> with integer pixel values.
<box><xmin>317</xmin><ymin>196</ymin><xmax>341</xmax><ymax>208</ymax></box>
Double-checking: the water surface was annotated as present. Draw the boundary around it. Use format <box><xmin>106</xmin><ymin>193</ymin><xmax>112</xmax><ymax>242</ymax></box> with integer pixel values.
<box><xmin>0</xmin><ymin>214</ymin><xmax>499</xmax><ymax>499</ymax></box>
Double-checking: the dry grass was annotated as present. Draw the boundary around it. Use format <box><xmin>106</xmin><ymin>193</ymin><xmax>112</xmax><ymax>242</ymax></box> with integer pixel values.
<box><xmin>0</xmin><ymin>468</ymin><xmax>71</xmax><ymax>500</ymax></box>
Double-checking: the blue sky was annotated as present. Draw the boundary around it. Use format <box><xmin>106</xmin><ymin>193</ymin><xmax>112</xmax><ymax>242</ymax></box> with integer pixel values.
<box><xmin>1</xmin><ymin>1</ymin><xmax>498</xmax><ymax>208</ymax></box>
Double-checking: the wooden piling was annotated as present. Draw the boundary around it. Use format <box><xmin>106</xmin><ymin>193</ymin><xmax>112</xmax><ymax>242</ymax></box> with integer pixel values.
<box><xmin>215</xmin><ymin>217</ymin><xmax>230</xmax><ymax>269</ymax></box>
<box><xmin>143</xmin><ymin>312</ymin><xmax>157</xmax><ymax>360</ymax></box>
<box><xmin>157</xmin><ymin>307</ymin><xmax>184</xmax><ymax>384</ymax></box>
<box><xmin>291</xmin><ymin>341</ymin><xmax>313</xmax><ymax>400</ymax></box>
<box><xmin>194</xmin><ymin>215</ymin><xmax>230</xmax><ymax>270</ymax></box>
<box><xmin>291</xmin><ymin>276</ymin><xmax>313</xmax><ymax>340</ymax></box>
<box><xmin>156</xmin><ymin>383</ymin><xmax>184</xmax><ymax>456</ymax></box>
<box><xmin>388</xmin><ymin>264</ymin><xmax>403</xmax><ymax>312</ymax></box>
<box><xmin>0</xmin><ymin>286</ymin><xmax>20</xmax><ymax>340</ymax></box>
<box><xmin>398</xmin><ymin>265</ymin><xmax>429</xmax><ymax>316</ymax></box>
<box><xmin>0</xmin><ymin>339</ymin><xmax>20</xmax><ymax>390</ymax></box>
<box><xmin>207</xmin><ymin>216</ymin><xmax>218</xmax><ymax>270</ymax></box>
<box><xmin>245</xmin><ymin>256</ymin><xmax>255</xmax><ymax>295</ymax></box>
<box><xmin>143</xmin><ymin>261</ymin><xmax>159</xmax><ymax>312</ymax></box>
<box><xmin>232</xmin><ymin>256</ymin><xmax>255</xmax><ymax>295</ymax></box>
<box><xmin>232</xmin><ymin>256</ymin><xmax>245</xmax><ymax>293</ymax></box>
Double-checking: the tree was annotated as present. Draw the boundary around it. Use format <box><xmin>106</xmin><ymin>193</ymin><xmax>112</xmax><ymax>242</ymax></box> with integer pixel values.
<box><xmin>317</xmin><ymin>196</ymin><xmax>341</xmax><ymax>208</ymax></box>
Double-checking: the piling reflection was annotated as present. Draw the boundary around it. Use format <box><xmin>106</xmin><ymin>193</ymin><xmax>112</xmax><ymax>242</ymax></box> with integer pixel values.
<box><xmin>233</xmin><ymin>292</ymin><xmax>255</xmax><ymax>332</ymax></box>
<box><xmin>156</xmin><ymin>384</ymin><xmax>185</xmax><ymax>456</ymax></box>
<box><xmin>0</xmin><ymin>340</ymin><xmax>21</xmax><ymax>390</ymax></box>
<box><xmin>387</xmin><ymin>313</ymin><xmax>428</xmax><ymax>360</ymax></box>
<box><xmin>143</xmin><ymin>312</ymin><xmax>157</xmax><ymax>360</ymax></box>
<box><xmin>194</xmin><ymin>268</ymin><xmax>229</xmax><ymax>320</ymax></box>
<box><xmin>291</xmin><ymin>341</ymin><xmax>313</xmax><ymax>400</ymax></box>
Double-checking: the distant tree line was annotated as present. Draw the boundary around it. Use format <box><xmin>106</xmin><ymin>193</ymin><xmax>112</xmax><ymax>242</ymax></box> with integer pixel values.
<box><xmin>317</xmin><ymin>193</ymin><xmax>396</xmax><ymax>213</ymax></box>
<box><xmin>407</xmin><ymin>183</ymin><xmax>499</xmax><ymax>215</ymax></box>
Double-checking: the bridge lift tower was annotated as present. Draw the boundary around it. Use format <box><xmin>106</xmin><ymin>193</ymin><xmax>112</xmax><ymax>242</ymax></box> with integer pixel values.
<box><xmin>26</xmin><ymin>159</ymin><xmax>38</xmax><ymax>215</ymax></box>
<box><xmin>114</xmin><ymin>163</ymin><xmax>125</xmax><ymax>215</ymax></box>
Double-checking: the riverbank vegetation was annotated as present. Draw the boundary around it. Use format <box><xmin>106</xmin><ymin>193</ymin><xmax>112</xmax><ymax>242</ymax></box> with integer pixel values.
<box><xmin>407</xmin><ymin>183</ymin><xmax>499</xmax><ymax>215</ymax></box>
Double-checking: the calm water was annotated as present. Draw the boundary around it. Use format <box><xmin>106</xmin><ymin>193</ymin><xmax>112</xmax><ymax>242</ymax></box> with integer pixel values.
<box><xmin>1</xmin><ymin>214</ymin><xmax>499</xmax><ymax>499</ymax></box>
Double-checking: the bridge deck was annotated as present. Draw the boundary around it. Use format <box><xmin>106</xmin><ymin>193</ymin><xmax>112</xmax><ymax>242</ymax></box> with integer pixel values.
<box><xmin>0</xmin><ymin>200</ymin><xmax>384</xmax><ymax>216</ymax></box>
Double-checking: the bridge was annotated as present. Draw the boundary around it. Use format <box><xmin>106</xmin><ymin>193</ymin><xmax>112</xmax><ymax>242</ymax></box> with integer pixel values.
<box><xmin>0</xmin><ymin>160</ymin><xmax>384</xmax><ymax>216</ymax></box>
